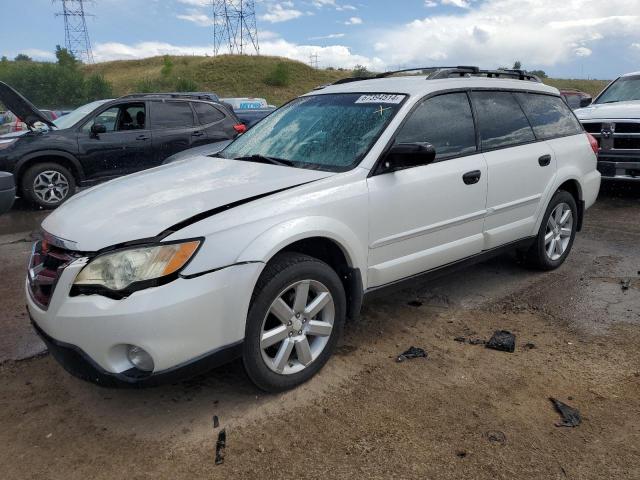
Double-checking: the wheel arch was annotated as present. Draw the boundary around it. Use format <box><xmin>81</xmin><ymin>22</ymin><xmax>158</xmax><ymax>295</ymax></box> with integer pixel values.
<box><xmin>556</xmin><ymin>178</ymin><xmax>584</xmax><ymax>231</ymax></box>
<box><xmin>15</xmin><ymin>151</ymin><xmax>84</xmax><ymax>192</ymax></box>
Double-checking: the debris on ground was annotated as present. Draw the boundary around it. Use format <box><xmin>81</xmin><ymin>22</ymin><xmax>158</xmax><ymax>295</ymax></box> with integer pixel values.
<box><xmin>550</xmin><ymin>397</ymin><xmax>581</xmax><ymax>427</ymax></box>
<box><xmin>396</xmin><ymin>346</ymin><xmax>427</xmax><ymax>362</ymax></box>
<box><xmin>454</xmin><ymin>336</ymin><xmax>466</xmax><ymax>343</ymax></box>
<box><xmin>523</xmin><ymin>342</ymin><xmax>536</xmax><ymax>350</ymax></box>
<box><xmin>620</xmin><ymin>279</ymin><xmax>631</xmax><ymax>291</ymax></box>
<box><xmin>213</xmin><ymin>415</ymin><xmax>219</xmax><ymax>428</ymax></box>
<box><xmin>486</xmin><ymin>330</ymin><xmax>516</xmax><ymax>353</ymax></box>
<box><xmin>484</xmin><ymin>430</ymin><xmax>507</xmax><ymax>445</ymax></box>
<box><xmin>468</xmin><ymin>338</ymin><xmax>486</xmax><ymax>345</ymax></box>
<box><xmin>407</xmin><ymin>300</ymin><xmax>423</xmax><ymax>307</ymax></box>
<box><xmin>215</xmin><ymin>428</ymin><xmax>226</xmax><ymax>465</ymax></box>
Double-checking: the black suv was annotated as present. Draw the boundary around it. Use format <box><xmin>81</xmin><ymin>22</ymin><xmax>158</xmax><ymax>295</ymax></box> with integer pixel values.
<box><xmin>0</xmin><ymin>82</ymin><xmax>245</xmax><ymax>208</ymax></box>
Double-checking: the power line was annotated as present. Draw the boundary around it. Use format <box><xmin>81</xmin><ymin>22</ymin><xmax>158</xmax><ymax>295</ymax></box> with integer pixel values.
<box><xmin>55</xmin><ymin>0</ymin><xmax>94</xmax><ymax>64</ymax></box>
<box><xmin>309</xmin><ymin>53</ymin><xmax>319</xmax><ymax>69</ymax></box>
<box><xmin>212</xmin><ymin>0</ymin><xmax>259</xmax><ymax>56</ymax></box>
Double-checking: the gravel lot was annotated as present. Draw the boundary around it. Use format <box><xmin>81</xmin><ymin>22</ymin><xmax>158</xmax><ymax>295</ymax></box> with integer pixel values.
<box><xmin>0</xmin><ymin>183</ymin><xmax>638</xmax><ymax>480</ymax></box>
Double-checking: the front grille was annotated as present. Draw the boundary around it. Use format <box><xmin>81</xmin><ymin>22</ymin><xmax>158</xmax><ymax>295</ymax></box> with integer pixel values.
<box><xmin>28</xmin><ymin>240</ymin><xmax>79</xmax><ymax>309</ymax></box>
<box><xmin>614</xmin><ymin>137</ymin><xmax>640</xmax><ymax>150</ymax></box>
<box><xmin>580</xmin><ymin>121</ymin><xmax>640</xmax><ymax>152</ymax></box>
<box><xmin>614</xmin><ymin>123</ymin><xmax>640</xmax><ymax>134</ymax></box>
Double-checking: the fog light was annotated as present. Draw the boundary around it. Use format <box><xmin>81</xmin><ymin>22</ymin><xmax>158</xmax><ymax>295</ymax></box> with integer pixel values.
<box><xmin>127</xmin><ymin>345</ymin><xmax>154</xmax><ymax>372</ymax></box>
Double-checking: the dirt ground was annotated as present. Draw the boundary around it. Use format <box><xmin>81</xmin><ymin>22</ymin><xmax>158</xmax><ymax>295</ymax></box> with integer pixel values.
<box><xmin>0</xmin><ymin>183</ymin><xmax>638</xmax><ymax>480</ymax></box>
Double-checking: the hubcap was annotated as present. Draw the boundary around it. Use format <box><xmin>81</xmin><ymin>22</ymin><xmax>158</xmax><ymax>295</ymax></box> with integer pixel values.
<box><xmin>260</xmin><ymin>279</ymin><xmax>335</xmax><ymax>375</ymax></box>
<box><xmin>33</xmin><ymin>170</ymin><xmax>69</xmax><ymax>204</ymax></box>
<box><xmin>545</xmin><ymin>202</ymin><xmax>573</xmax><ymax>261</ymax></box>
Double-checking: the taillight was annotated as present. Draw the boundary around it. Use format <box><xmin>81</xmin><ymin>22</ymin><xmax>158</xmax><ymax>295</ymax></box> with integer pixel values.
<box><xmin>233</xmin><ymin>123</ymin><xmax>247</xmax><ymax>134</ymax></box>
<box><xmin>586</xmin><ymin>133</ymin><xmax>599</xmax><ymax>154</ymax></box>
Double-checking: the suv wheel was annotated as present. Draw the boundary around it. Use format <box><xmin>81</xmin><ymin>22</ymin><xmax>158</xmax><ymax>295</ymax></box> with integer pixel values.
<box><xmin>21</xmin><ymin>162</ymin><xmax>76</xmax><ymax>209</ymax></box>
<box><xmin>243</xmin><ymin>252</ymin><xmax>346</xmax><ymax>392</ymax></box>
<box><xmin>524</xmin><ymin>190</ymin><xmax>577</xmax><ymax>270</ymax></box>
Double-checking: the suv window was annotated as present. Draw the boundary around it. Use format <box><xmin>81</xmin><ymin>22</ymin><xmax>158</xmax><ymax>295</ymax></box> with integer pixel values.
<box><xmin>193</xmin><ymin>102</ymin><xmax>225</xmax><ymax>124</ymax></box>
<box><xmin>516</xmin><ymin>93</ymin><xmax>583</xmax><ymax>139</ymax></box>
<box><xmin>82</xmin><ymin>103</ymin><xmax>146</xmax><ymax>133</ymax></box>
<box><xmin>395</xmin><ymin>92</ymin><xmax>476</xmax><ymax>159</ymax></box>
<box><xmin>150</xmin><ymin>101</ymin><xmax>195</xmax><ymax>129</ymax></box>
<box><xmin>472</xmin><ymin>91</ymin><xmax>535</xmax><ymax>150</ymax></box>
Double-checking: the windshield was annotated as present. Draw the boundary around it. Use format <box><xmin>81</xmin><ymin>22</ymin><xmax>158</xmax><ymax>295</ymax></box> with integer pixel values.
<box><xmin>52</xmin><ymin>100</ymin><xmax>111</xmax><ymax>129</ymax></box>
<box><xmin>219</xmin><ymin>93</ymin><xmax>406</xmax><ymax>171</ymax></box>
<box><xmin>595</xmin><ymin>75</ymin><xmax>640</xmax><ymax>104</ymax></box>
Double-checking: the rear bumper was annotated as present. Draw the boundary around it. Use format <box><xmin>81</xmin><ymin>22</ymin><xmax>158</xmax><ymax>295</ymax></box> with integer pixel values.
<box><xmin>597</xmin><ymin>152</ymin><xmax>640</xmax><ymax>181</ymax></box>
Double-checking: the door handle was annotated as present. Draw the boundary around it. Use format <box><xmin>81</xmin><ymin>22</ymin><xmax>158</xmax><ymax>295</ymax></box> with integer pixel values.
<box><xmin>462</xmin><ymin>170</ymin><xmax>481</xmax><ymax>185</ymax></box>
<box><xmin>538</xmin><ymin>154</ymin><xmax>551</xmax><ymax>166</ymax></box>
<box><xmin>136</xmin><ymin>134</ymin><xmax>149</xmax><ymax>141</ymax></box>
<box><xmin>191</xmin><ymin>131</ymin><xmax>204</xmax><ymax>137</ymax></box>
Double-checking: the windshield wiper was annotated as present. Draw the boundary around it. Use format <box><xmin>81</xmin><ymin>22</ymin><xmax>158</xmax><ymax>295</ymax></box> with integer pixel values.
<box><xmin>232</xmin><ymin>154</ymin><xmax>295</xmax><ymax>167</ymax></box>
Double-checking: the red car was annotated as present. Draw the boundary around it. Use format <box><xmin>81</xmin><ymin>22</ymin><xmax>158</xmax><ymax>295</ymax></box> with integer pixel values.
<box><xmin>560</xmin><ymin>89</ymin><xmax>592</xmax><ymax>110</ymax></box>
<box><xmin>0</xmin><ymin>109</ymin><xmax>58</xmax><ymax>134</ymax></box>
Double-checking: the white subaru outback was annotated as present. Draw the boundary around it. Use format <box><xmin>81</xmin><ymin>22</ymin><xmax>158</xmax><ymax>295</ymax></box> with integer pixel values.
<box><xmin>27</xmin><ymin>67</ymin><xmax>601</xmax><ymax>391</ymax></box>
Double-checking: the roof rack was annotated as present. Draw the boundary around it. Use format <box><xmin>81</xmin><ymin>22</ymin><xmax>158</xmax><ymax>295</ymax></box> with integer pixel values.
<box><xmin>117</xmin><ymin>92</ymin><xmax>220</xmax><ymax>101</ymax></box>
<box><xmin>332</xmin><ymin>66</ymin><xmax>541</xmax><ymax>85</ymax></box>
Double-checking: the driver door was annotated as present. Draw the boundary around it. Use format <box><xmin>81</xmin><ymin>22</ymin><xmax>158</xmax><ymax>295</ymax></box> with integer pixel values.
<box><xmin>77</xmin><ymin>102</ymin><xmax>153</xmax><ymax>179</ymax></box>
<box><xmin>366</xmin><ymin>92</ymin><xmax>488</xmax><ymax>288</ymax></box>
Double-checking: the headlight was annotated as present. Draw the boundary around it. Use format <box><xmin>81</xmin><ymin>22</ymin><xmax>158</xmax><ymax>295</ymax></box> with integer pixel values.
<box><xmin>74</xmin><ymin>240</ymin><xmax>201</xmax><ymax>292</ymax></box>
<box><xmin>0</xmin><ymin>138</ymin><xmax>17</xmax><ymax>150</ymax></box>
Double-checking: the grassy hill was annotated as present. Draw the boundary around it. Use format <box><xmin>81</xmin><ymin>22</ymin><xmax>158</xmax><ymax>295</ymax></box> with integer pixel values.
<box><xmin>83</xmin><ymin>55</ymin><xmax>610</xmax><ymax>105</ymax></box>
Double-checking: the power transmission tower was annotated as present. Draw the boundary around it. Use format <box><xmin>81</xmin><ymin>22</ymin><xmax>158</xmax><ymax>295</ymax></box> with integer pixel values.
<box><xmin>212</xmin><ymin>0</ymin><xmax>259</xmax><ymax>56</ymax></box>
<box><xmin>55</xmin><ymin>0</ymin><xmax>94</xmax><ymax>63</ymax></box>
<box><xmin>309</xmin><ymin>53</ymin><xmax>319</xmax><ymax>69</ymax></box>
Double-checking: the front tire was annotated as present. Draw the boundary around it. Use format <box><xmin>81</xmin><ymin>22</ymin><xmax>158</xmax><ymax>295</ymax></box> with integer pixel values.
<box><xmin>21</xmin><ymin>162</ymin><xmax>76</xmax><ymax>209</ymax></box>
<box><xmin>243</xmin><ymin>252</ymin><xmax>346</xmax><ymax>392</ymax></box>
<box><xmin>525</xmin><ymin>190</ymin><xmax>577</xmax><ymax>270</ymax></box>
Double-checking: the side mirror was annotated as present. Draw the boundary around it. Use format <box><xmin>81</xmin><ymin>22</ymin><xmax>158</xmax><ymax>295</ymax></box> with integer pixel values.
<box><xmin>377</xmin><ymin>142</ymin><xmax>436</xmax><ymax>174</ymax></box>
<box><xmin>579</xmin><ymin>96</ymin><xmax>592</xmax><ymax>108</ymax></box>
<box><xmin>90</xmin><ymin>123</ymin><xmax>107</xmax><ymax>136</ymax></box>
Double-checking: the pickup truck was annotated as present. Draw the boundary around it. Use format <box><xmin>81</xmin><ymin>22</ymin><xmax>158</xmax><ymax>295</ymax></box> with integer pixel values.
<box><xmin>575</xmin><ymin>71</ymin><xmax>640</xmax><ymax>181</ymax></box>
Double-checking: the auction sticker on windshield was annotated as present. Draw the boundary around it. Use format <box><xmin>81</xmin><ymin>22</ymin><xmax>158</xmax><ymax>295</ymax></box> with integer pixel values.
<box><xmin>355</xmin><ymin>94</ymin><xmax>405</xmax><ymax>104</ymax></box>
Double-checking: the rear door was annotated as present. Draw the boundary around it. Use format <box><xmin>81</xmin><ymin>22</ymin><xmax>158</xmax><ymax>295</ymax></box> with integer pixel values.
<box><xmin>367</xmin><ymin>92</ymin><xmax>488</xmax><ymax>288</ymax></box>
<box><xmin>149</xmin><ymin>100</ymin><xmax>199</xmax><ymax>163</ymax></box>
<box><xmin>192</xmin><ymin>101</ymin><xmax>237</xmax><ymax>143</ymax></box>
<box><xmin>471</xmin><ymin>90</ymin><xmax>556</xmax><ymax>249</ymax></box>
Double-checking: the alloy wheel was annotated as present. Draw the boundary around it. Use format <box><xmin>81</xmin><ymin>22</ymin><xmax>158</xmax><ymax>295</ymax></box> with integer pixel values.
<box><xmin>33</xmin><ymin>170</ymin><xmax>70</xmax><ymax>204</ymax></box>
<box><xmin>544</xmin><ymin>202</ymin><xmax>573</xmax><ymax>261</ymax></box>
<box><xmin>260</xmin><ymin>279</ymin><xmax>335</xmax><ymax>375</ymax></box>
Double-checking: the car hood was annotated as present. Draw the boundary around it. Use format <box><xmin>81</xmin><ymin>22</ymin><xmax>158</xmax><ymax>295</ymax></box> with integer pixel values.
<box><xmin>575</xmin><ymin>100</ymin><xmax>640</xmax><ymax>120</ymax></box>
<box><xmin>42</xmin><ymin>156</ymin><xmax>334</xmax><ymax>251</ymax></box>
<box><xmin>162</xmin><ymin>140</ymin><xmax>232</xmax><ymax>165</ymax></box>
<box><xmin>0</xmin><ymin>81</ymin><xmax>56</xmax><ymax>129</ymax></box>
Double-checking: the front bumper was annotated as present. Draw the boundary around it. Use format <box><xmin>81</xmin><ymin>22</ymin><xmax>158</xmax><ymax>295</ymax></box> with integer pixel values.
<box><xmin>597</xmin><ymin>152</ymin><xmax>640</xmax><ymax>181</ymax></box>
<box><xmin>26</xmin><ymin>258</ymin><xmax>263</xmax><ymax>386</ymax></box>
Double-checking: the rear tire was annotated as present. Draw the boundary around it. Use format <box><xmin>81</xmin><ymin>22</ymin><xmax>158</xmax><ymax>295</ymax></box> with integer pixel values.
<box><xmin>243</xmin><ymin>252</ymin><xmax>346</xmax><ymax>392</ymax></box>
<box><xmin>21</xmin><ymin>162</ymin><xmax>76</xmax><ymax>209</ymax></box>
<box><xmin>524</xmin><ymin>190</ymin><xmax>577</xmax><ymax>270</ymax></box>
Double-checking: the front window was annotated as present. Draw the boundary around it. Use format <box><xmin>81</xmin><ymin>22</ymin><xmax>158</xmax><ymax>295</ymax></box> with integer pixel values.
<box><xmin>595</xmin><ymin>75</ymin><xmax>640</xmax><ymax>104</ymax></box>
<box><xmin>219</xmin><ymin>93</ymin><xmax>406</xmax><ymax>171</ymax></box>
<box><xmin>52</xmin><ymin>100</ymin><xmax>111</xmax><ymax>130</ymax></box>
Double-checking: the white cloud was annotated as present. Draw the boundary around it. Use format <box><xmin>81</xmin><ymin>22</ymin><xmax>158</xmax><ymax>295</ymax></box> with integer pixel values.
<box><xmin>14</xmin><ymin>49</ymin><xmax>56</xmax><ymax>61</ymax></box>
<box><xmin>260</xmin><ymin>3</ymin><xmax>304</xmax><ymax>23</ymax></box>
<box><xmin>442</xmin><ymin>0</ymin><xmax>471</xmax><ymax>8</ymax></box>
<box><xmin>574</xmin><ymin>47</ymin><xmax>592</xmax><ymax>57</ymax></box>
<box><xmin>371</xmin><ymin>0</ymin><xmax>640</xmax><ymax>69</ymax></box>
<box><xmin>344</xmin><ymin>16</ymin><xmax>362</xmax><ymax>25</ymax></box>
<box><xmin>91</xmin><ymin>40</ymin><xmax>384</xmax><ymax>70</ymax></box>
<box><xmin>309</xmin><ymin>33</ymin><xmax>346</xmax><ymax>40</ymax></box>
<box><xmin>632</xmin><ymin>43</ymin><xmax>640</xmax><ymax>50</ymax></box>
<box><xmin>177</xmin><ymin>9</ymin><xmax>213</xmax><ymax>27</ymax></box>
<box><xmin>425</xmin><ymin>1</ymin><xmax>438</xmax><ymax>7</ymax></box>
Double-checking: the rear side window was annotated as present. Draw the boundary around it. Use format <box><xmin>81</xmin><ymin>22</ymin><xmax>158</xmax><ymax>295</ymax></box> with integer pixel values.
<box><xmin>150</xmin><ymin>101</ymin><xmax>195</xmax><ymax>129</ymax></box>
<box><xmin>395</xmin><ymin>92</ymin><xmax>477</xmax><ymax>159</ymax></box>
<box><xmin>516</xmin><ymin>93</ymin><xmax>583</xmax><ymax>139</ymax></box>
<box><xmin>472</xmin><ymin>91</ymin><xmax>535</xmax><ymax>150</ymax></box>
<box><xmin>193</xmin><ymin>102</ymin><xmax>225</xmax><ymax>124</ymax></box>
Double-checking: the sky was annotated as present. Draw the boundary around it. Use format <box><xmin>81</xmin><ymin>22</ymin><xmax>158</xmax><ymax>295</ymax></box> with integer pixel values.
<box><xmin>2</xmin><ymin>0</ymin><xmax>640</xmax><ymax>79</ymax></box>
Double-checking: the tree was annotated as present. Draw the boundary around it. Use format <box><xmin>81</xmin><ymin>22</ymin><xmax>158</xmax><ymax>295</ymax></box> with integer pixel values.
<box><xmin>513</xmin><ymin>60</ymin><xmax>522</xmax><ymax>70</ymax></box>
<box><xmin>85</xmin><ymin>74</ymin><xmax>113</xmax><ymax>101</ymax></box>
<box><xmin>161</xmin><ymin>55</ymin><xmax>174</xmax><ymax>77</ymax></box>
<box><xmin>353</xmin><ymin>64</ymin><xmax>371</xmax><ymax>78</ymax></box>
<box><xmin>55</xmin><ymin>45</ymin><xmax>78</xmax><ymax>69</ymax></box>
<box><xmin>529</xmin><ymin>69</ymin><xmax>547</xmax><ymax>79</ymax></box>
<box><xmin>14</xmin><ymin>54</ymin><xmax>32</xmax><ymax>62</ymax></box>
<box><xmin>264</xmin><ymin>62</ymin><xmax>291</xmax><ymax>87</ymax></box>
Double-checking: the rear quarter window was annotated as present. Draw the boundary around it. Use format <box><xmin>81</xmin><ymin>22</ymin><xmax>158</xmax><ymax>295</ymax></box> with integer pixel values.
<box><xmin>516</xmin><ymin>93</ymin><xmax>583</xmax><ymax>139</ymax></box>
<box><xmin>471</xmin><ymin>91</ymin><xmax>536</xmax><ymax>150</ymax></box>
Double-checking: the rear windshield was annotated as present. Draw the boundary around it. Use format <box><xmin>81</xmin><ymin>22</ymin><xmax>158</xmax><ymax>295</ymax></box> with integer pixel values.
<box><xmin>220</xmin><ymin>93</ymin><xmax>406</xmax><ymax>172</ymax></box>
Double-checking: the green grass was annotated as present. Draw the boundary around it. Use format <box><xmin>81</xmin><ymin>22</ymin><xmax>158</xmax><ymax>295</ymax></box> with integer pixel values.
<box><xmin>83</xmin><ymin>55</ymin><xmax>611</xmax><ymax>104</ymax></box>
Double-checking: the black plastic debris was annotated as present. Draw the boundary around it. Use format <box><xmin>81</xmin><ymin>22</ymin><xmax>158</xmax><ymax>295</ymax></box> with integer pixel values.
<box><xmin>468</xmin><ymin>338</ymin><xmax>486</xmax><ymax>345</ymax></box>
<box><xmin>621</xmin><ymin>279</ymin><xmax>631</xmax><ymax>291</ymax></box>
<box><xmin>396</xmin><ymin>346</ymin><xmax>427</xmax><ymax>362</ymax></box>
<box><xmin>454</xmin><ymin>336</ymin><xmax>466</xmax><ymax>343</ymax></box>
<box><xmin>550</xmin><ymin>397</ymin><xmax>581</xmax><ymax>427</ymax></box>
<box><xmin>486</xmin><ymin>330</ymin><xmax>516</xmax><ymax>353</ymax></box>
<box><xmin>407</xmin><ymin>300</ymin><xmax>423</xmax><ymax>307</ymax></box>
<box><xmin>215</xmin><ymin>428</ymin><xmax>226</xmax><ymax>465</ymax></box>
<box><xmin>485</xmin><ymin>430</ymin><xmax>507</xmax><ymax>445</ymax></box>
<box><xmin>213</xmin><ymin>415</ymin><xmax>219</xmax><ymax>429</ymax></box>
